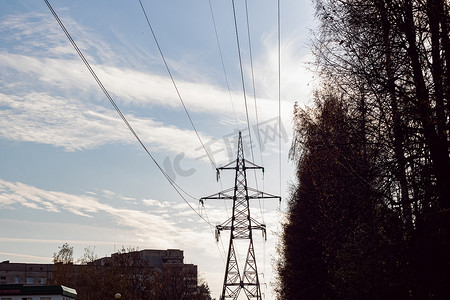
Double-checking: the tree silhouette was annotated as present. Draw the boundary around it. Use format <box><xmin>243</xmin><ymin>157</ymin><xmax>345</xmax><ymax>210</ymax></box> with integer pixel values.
<box><xmin>277</xmin><ymin>0</ymin><xmax>450</xmax><ymax>298</ymax></box>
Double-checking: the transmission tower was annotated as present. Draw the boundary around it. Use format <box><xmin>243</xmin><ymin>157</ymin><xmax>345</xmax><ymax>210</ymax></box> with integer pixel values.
<box><xmin>201</xmin><ymin>131</ymin><xmax>280</xmax><ymax>300</ymax></box>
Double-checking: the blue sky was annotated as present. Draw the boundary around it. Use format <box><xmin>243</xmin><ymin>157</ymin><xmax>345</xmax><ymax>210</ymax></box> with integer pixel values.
<box><xmin>0</xmin><ymin>0</ymin><xmax>316</xmax><ymax>298</ymax></box>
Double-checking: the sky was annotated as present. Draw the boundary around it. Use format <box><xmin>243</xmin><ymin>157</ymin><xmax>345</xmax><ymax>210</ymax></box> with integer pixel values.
<box><xmin>0</xmin><ymin>0</ymin><xmax>316</xmax><ymax>298</ymax></box>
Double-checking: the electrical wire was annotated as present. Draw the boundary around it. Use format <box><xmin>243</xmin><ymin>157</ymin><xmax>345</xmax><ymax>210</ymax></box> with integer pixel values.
<box><xmin>231</xmin><ymin>0</ymin><xmax>257</xmax><ymax>168</ymax></box>
<box><xmin>208</xmin><ymin>0</ymin><xmax>240</xmax><ymax>131</ymax></box>
<box><xmin>277</xmin><ymin>0</ymin><xmax>282</xmax><ymax>197</ymax></box>
<box><xmin>243</xmin><ymin>0</ymin><xmax>265</xmax><ymax>223</ymax></box>
<box><xmin>138</xmin><ymin>0</ymin><xmax>238</xmax><ymax>251</ymax></box>
<box><xmin>200</xmin><ymin>203</ymin><xmax>226</xmax><ymax>264</ymax></box>
<box><xmin>43</xmin><ymin>0</ymin><xmax>213</xmax><ymax>227</ymax></box>
<box><xmin>244</xmin><ymin>0</ymin><xmax>264</xmax><ymax>167</ymax></box>
<box><xmin>138</xmin><ymin>0</ymin><xmax>217</xmax><ymax>170</ymax></box>
<box><xmin>137</xmin><ymin>0</ymin><xmax>231</xmax><ymax>219</ymax></box>
<box><xmin>139</xmin><ymin>0</ymin><xmax>242</xmax><ymax>252</ymax></box>
<box><xmin>231</xmin><ymin>0</ymin><xmax>269</xmax><ymax>228</ymax></box>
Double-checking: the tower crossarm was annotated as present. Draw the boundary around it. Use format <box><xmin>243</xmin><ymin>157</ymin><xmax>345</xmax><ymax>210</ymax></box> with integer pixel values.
<box><xmin>200</xmin><ymin>187</ymin><xmax>280</xmax><ymax>203</ymax></box>
<box><xmin>247</xmin><ymin>187</ymin><xmax>281</xmax><ymax>201</ymax></box>
<box><xmin>216</xmin><ymin>160</ymin><xmax>263</xmax><ymax>171</ymax></box>
<box><xmin>242</xmin><ymin>159</ymin><xmax>263</xmax><ymax>170</ymax></box>
<box><xmin>200</xmin><ymin>188</ymin><xmax>234</xmax><ymax>202</ymax></box>
<box><xmin>216</xmin><ymin>159</ymin><xmax>238</xmax><ymax>170</ymax></box>
<box><xmin>215</xmin><ymin>219</ymin><xmax>265</xmax><ymax>233</ymax></box>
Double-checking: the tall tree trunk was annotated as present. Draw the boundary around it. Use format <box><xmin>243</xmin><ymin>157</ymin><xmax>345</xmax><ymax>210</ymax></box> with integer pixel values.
<box><xmin>442</xmin><ymin>2</ymin><xmax>450</xmax><ymax>125</ymax></box>
<box><xmin>378</xmin><ymin>0</ymin><xmax>413</xmax><ymax>229</ymax></box>
<box><xmin>403</xmin><ymin>0</ymin><xmax>450</xmax><ymax>209</ymax></box>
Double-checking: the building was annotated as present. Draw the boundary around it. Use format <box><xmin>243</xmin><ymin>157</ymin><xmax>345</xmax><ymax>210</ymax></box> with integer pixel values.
<box><xmin>0</xmin><ymin>262</ymin><xmax>82</xmax><ymax>287</ymax></box>
<box><xmin>89</xmin><ymin>249</ymin><xmax>198</xmax><ymax>294</ymax></box>
<box><xmin>0</xmin><ymin>249</ymin><xmax>196</xmax><ymax>286</ymax></box>
<box><xmin>91</xmin><ymin>249</ymin><xmax>186</xmax><ymax>267</ymax></box>
<box><xmin>0</xmin><ymin>249</ymin><xmax>198</xmax><ymax>299</ymax></box>
<box><xmin>0</xmin><ymin>284</ymin><xmax>77</xmax><ymax>300</ymax></box>
<box><xmin>0</xmin><ymin>262</ymin><xmax>54</xmax><ymax>286</ymax></box>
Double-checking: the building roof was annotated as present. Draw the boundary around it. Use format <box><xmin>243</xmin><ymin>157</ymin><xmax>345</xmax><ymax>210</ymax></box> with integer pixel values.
<box><xmin>0</xmin><ymin>284</ymin><xmax>77</xmax><ymax>298</ymax></box>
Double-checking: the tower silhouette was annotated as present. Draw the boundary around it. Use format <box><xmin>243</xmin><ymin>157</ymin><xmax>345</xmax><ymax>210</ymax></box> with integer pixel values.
<box><xmin>201</xmin><ymin>131</ymin><xmax>280</xmax><ymax>300</ymax></box>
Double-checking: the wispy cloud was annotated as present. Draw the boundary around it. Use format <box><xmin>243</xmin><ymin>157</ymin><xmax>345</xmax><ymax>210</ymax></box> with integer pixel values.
<box><xmin>255</xmin><ymin>30</ymin><xmax>316</xmax><ymax>104</ymax></box>
<box><xmin>0</xmin><ymin>11</ymin><xmax>121</xmax><ymax>64</ymax></box>
<box><xmin>0</xmin><ymin>179</ymin><xmax>216</xmax><ymax>250</ymax></box>
<box><xmin>0</xmin><ymin>51</ymin><xmax>285</xmax><ymax>120</ymax></box>
<box><xmin>0</xmin><ymin>9</ymin><xmax>305</xmax><ymax>165</ymax></box>
<box><xmin>0</xmin><ymin>251</ymin><xmax>52</xmax><ymax>262</ymax></box>
<box><xmin>0</xmin><ymin>237</ymin><xmax>120</xmax><ymax>246</ymax></box>
<box><xmin>142</xmin><ymin>198</ymin><xmax>172</xmax><ymax>208</ymax></box>
<box><xmin>0</xmin><ymin>91</ymin><xmax>227</xmax><ymax>161</ymax></box>
<box><xmin>0</xmin><ymin>178</ymin><xmax>277</xmax><ymax>257</ymax></box>
<box><xmin>0</xmin><ymin>10</ymin><xmax>297</xmax><ymax>115</ymax></box>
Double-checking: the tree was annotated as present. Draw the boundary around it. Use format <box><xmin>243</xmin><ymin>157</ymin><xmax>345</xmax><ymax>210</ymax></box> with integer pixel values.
<box><xmin>53</xmin><ymin>242</ymin><xmax>73</xmax><ymax>264</ymax></box>
<box><xmin>194</xmin><ymin>282</ymin><xmax>213</xmax><ymax>300</ymax></box>
<box><xmin>277</xmin><ymin>95</ymin><xmax>406</xmax><ymax>299</ymax></box>
<box><xmin>50</xmin><ymin>243</ymin><xmax>76</xmax><ymax>287</ymax></box>
<box><xmin>72</xmin><ymin>246</ymin><xmax>212</xmax><ymax>300</ymax></box>
<box><xmin>311</xmin><ymin>0</ymin><xmax>450</xmax><ymax>297</ymax></box>
<box><xmin>277</xmin><ymin>0</ymin><xmax>450</xmax><ymax>298</ymax></box>
<box><xmin>76</xmin><ymin>246</ymin><xmax>103</xmax><ymax>300</ymax></box>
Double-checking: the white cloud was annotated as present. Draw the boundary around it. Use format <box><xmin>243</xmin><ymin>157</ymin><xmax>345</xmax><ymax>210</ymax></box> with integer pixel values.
<box><xmin>0</xmin><ymin>251</ymin><xmax>52</xmax><ymax>262</ymax></box>
<box><xmin>0</xmin><ymin>10</ymin><xmax>120</xmax><ymax>64</ymax></box>
<box><xmin>254</xmin><ymin>30</ymin><xmax>316</xmax><ymax>104</ymax></box>
<box><xmin>0</xmin><ymin>50</ymin><xmax>287</xmax><ymax>162</ymax></box>
<box><xmin>0</xmin><ymin>178</ymin><xmax>278</xmax><ymax>257</ymax></box>
<box><xmin>0</xmin><ymin>51</ymin><xmax>286</xmax><ymax>121</ymax></box>
<box><xmin>101</xmin><ymin>189</ymin><xmax>136</xmax><ymax>202</ymax></box>
<box><xmin>0</xmin><ymin>179</ymin><xmax>209</xmax><ymax>249</ymax></box>
<box><xmin>0</xmin><ymin>9</ymin><xmax>299</xmax><ymax>116</ymax></box>
<box><xmin>0</xmin><ymin>91</ymin><xmax>126</xmax><ymax>151</ymax></box>
<box><xmin>142</xmin><ymin>198</ymin><xmax>171</xmax><ymax>208</ymax></box>
<box><xmin>0</xmin><ymin>10</ymin><xmax>304</xmax><ymax>165</ymax></box>
<box><xmin>0</xmin><ymin>91</ymin><xmax>228</xmax><ymax>161</ymax></box>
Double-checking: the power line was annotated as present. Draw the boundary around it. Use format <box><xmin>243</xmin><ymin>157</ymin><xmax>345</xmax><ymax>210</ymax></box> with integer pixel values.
<box><xmin>231</xmin><ymin>0</ymin><xmax>255</xmax><ymax>160</ymax></box>
<box><xmin>208</xmin><ymin>0</ymin><xmax>240</xmax><ymax>131</ymax></box>
<box><xmin>278</xmin><ymin>0</ymin><xmax>282</xmax><ymax>197</ymax></box>
<box><xmin>199</xmin><ymin>203</ymin><xmax>226</xmax><ymax>264</ymax></box>
<box><xmin>230</xmin><ymin>1</ymin><xmax>265</xmax><ymax>220</ymax></box>
<box><xmin>43</xmin><ymin>0</ymin><xmax>213</xmax><ymax>227</ymax></box>
<box><xmin>139</xmin><ymin>0</ymin><xmax>235</xmax><ymax>221</ymax></box>
<box><xmin>244</xmin><ymin>0</ymin><xmax>265</xmax><ymax>223</ymax></box>
<box><xmin>244</xmin><ymin>0</ymin><xmax>264</xmax><ymax>167</ymax></box>
<box><xmin>138</xmin><ymin>0</ymin><xmax>217</xmax><ymax>169</ymax></box>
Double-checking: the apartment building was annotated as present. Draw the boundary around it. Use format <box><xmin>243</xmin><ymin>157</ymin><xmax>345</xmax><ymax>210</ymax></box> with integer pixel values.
<box><xmin>0</xmin><ymin>262</ymin><xmax>54</xmax><ymax>286</ymax></box>
<box><xmin>0</xmin><ymin>249</ymin><xmax>197</xmax><ymax>295</ymax></box>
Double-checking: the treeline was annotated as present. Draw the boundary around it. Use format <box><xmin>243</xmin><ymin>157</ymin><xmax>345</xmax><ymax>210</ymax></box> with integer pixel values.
<box><xmin>276</xmin><ymin>0</ymin><xmax>449</xmax><ymax>299</ymax></box>
<box><xmin>51</xmin><ymin>244</ymin><xmax>212</xmax><ymax>300</ymax></box>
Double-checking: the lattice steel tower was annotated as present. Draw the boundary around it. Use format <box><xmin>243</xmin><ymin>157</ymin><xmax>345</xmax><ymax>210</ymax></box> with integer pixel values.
<box><xmin>201</xmin><ymin>131</ymin><xmax>280</xmax><ymax>300</ymax></box>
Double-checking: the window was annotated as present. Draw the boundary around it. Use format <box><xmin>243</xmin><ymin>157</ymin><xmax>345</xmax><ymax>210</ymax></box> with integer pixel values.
<box><xmin>39</xmin><ymin>277</ymin><xmax>46</xmax><ymax>284</ymax></box>
<box><xmin>14</xmin><ymin>277</ymin><xmax>19</xmax><ymax>283</ymax></box>
<box><xmin>22</xmin><ymin>298</ymin><xmax>32</xmax><ymax>300</ymax></box>
<box><xmin>40</xmin><ymin>298</ymin><xmax>51</xmax><ymax>300</ymax></box>
<box><xmin>26</xmin><ymin>277</ymin><xmax>34</xmax><ymax>284</ymax></box>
